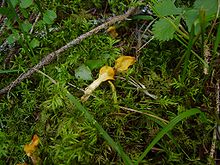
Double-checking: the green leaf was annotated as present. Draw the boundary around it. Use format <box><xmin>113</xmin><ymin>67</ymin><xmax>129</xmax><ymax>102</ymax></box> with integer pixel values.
<box><xmin>184</xmin><ymin>9</ymin><xmax>200</xmax><ymax>33</ymax></box>
<box><xmin>193</xmin><ymin>0</ymin><xmax>218</xmax><ymax>19</ymax></box>
<box><xmin>85</xmin><ymin>60</ymin><xmax>105</xmax><ymax>70</ymax></box>
<box><xmin>20</xmin><ymin>0</ymin><xmax>33</xmax><ymax>8</ymax></box>
<box><xmin>75</xmin><ymin>64</ymin><xmax>93</xmax><ymax>80</ymax></box>
<box><xmin>152</xmin><ymin>17</ymin><xmax>180</xmax><ymax>41</ymax></box>
<box><xmin>6</xmin><ymin>31</ymin><xmax>20</xmax><ymax>44</ymax></box>
<box><xmin>152</xmin><ymin>0</ymin><xmax>182</xmax><ymax>17</ymax></box>
<box><xmin>30</xmin><ymin>38</ymin><xmax>40</xmax><ymax>48</ymax></box>
<box><xmin>10</xmin><ymin>0</ymin><xmax>19</xmax><ymax>8</ymax></box>
<box><xmin>136</xmin><ymin>108</ymin><xmax>202</xmax><ymax>164</ymax></box>
<box><xmin>21</xmin><ymin>21</ymin><xmax>32</xmax><ymax>33</ymax></box>
<box><xmin>43</xmin><ymin>10</ymin><xmax>57</xmax><ymax>24</ymax></box>
<box><xmin>20</xmin><ymin>7</ymin><xmax>29</xmax><ymax>18</ymax></box>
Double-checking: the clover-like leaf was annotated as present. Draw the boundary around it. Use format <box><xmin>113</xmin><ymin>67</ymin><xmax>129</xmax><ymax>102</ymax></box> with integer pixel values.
<box><xmin>43</xmin><ymin>10</ymin><xmax>57</xmax><ymax>24</ymax></box>
<box><xmin>21</xmin><ymin>21</ymin><xmax>32</xmax><ymax>33</ymax></box>
<box><xmin>81</xmin><ymin>66</ymin><xmax>115</xmax><ymax>102</ymax></box>
<box><xmin>30</xmin><ymin>38</ymin><xmax>40</xmax><ymax>48</ymax></box>
<box><xmin>114</xmin><ymin>56</ymin><xmax>136</xmax><ymax>73</ymax></box>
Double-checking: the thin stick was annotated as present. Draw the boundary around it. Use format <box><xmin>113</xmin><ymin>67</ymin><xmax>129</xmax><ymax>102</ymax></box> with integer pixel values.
<box><xmin>0</xmin><ymin>7</ymin><xmax>136</xmax><ymax>95</ymax></box>
<box><xmin>29</xmin><ymin>13</ymin><xmax>41</xmax><ymax>34</ymax></box>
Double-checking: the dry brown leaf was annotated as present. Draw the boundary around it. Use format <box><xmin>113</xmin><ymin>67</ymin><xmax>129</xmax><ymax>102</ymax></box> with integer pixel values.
<box><xmin>114</xmin><ymin>56</ymin><xmax>136</xmax><ymax>73</ymax></box>
<box><xmin>81</xmin><ymin>66</ymin><xmax>115</xmax><ymax>102</ymax></box>
<box><xmin>107</xmin><ymin>26</ymin><xmax>118</xmax><ymax>38</ymax></box>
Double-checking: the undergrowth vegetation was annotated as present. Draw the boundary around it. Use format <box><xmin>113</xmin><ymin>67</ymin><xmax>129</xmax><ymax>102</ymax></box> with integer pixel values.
<box><xmin>0</xmin><ymin>0</ymin><xmax>219</xmax><ymax>164</ymax></box>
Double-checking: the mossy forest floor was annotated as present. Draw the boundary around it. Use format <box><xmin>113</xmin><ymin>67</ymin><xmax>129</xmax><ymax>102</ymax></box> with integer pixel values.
<box><xmin>0</xmin><ymin>0</ymin><xmax>219</xmax><ymax>164</ymax></box>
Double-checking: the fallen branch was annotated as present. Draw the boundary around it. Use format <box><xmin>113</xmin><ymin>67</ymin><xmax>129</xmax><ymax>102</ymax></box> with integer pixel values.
<box><xmin>0</xmin><ymin>7</ymin><xmax>136</xmax><ymax>95</ymax></box>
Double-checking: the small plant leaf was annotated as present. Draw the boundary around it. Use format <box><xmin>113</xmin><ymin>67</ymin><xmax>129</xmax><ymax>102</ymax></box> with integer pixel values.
<box><xmin>30</xmin><ymin>38</ymin><xmax>40</xmax><ymax>48</ymax></box>
<box><xmin>6</xmin><ymin>31</ymin><xmax>20</xmax><ymax>44</ymax></box>
<box><xmin>21</xmin><ymin>21</ymin><xmax>32</xmax><ymax>33</ymax></box>
<box><xmin>152</xmin><ymin>0</ymin><xmax>182</xmax><ymax>17</ymax></box>
<box><xmin>152</xmin><ymin>17</ymin><xmax>180</xmax><ymax>41</ymax></box>
<box><xmin>43</xmin><ymin>10</ymin><xmax>57</xmax><ymax>24</ymax></box>
<box><xmin>114</xmin><ymin>56</ymin><xmax>136</xmax><ymax>73</ymax></box>
<box><xmin>75</xmin><ymin>64</ymin><xmax>93</xmax><ymax>81</ymax></box>
<box><xmin>20</xmin><ymin>0</ymin><xmax>33</xmax><ymax>8</ymax></box>
<box><xmin>85</xmin><ymin>59</ymin><xmax>105</xmax><ymax>70</ymax></box>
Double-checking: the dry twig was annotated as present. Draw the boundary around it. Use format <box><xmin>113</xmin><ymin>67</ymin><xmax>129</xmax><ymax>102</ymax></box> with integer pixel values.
<box><xmin>209</xmin><ymin>79</ymin><xmax>220</xmax><ymax>164</ymax></box>
<box><xmin>0</xmin><ymin>7</ymin><xmax>136</xmax><ymax>95</ymax></box>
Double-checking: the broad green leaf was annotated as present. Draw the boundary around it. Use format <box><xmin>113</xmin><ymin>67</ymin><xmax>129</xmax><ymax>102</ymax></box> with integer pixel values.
<box><xmin>152</xmin><ymin>17</ymin><xmax>180</xmax><ymax>41</ymax></box>
<box><xmin>193</xmin><ymin>0</ymin><xmax>218</xmax><ymax>19</ymax></box>
<box><xmin>20</xmin><ymin>0</ymin><xmax>33</xmax><ymax>8</ymax></box>
<box><xmin>184</xmin><ymin>9</ymin><xmax>200</xmax><ymax>33</ymax></box>
<box><xmin>136</xmin><ymin>108</ymin><xmax>202</xmax><ymax>164</ymax></box>
<box><xmin>152</xmin><ymin>0</ymin><xmax>182</xmax><ymax>17</ymax></box>
<box><xmin>30</xmin><ymin>38</ymin><xmax>40</xmax><ymax>48</ymax></box>
<box><xmin>85</xmin><ymin>60</ymin><xmax>105</xmax><ymax>70</ymax></box>
<box><xmin>75</xmin><ymin>64</ymin><xmax>93</xmax><ymax>80</ymax></box>
<box><xmin>21</xmin><ymin>21</ymin><xmax>32</xmax><ymax>33</ymax></box>
<box><xmin>43</xmin><ymin>10</ymin><xmax>57</xmax><ymax>24</ymax></box>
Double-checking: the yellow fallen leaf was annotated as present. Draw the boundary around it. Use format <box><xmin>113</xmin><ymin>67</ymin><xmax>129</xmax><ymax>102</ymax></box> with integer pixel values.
<box><xmin>107</xmin><ymin>26</ymin><xmax>118</xmax><ymax>38</ymax></box>
<box><xmin>114</xmin><ymin>56</ymin><xmax>136</xmax><ymax>73</ymax></box>
<box><xmin>81</xmin><ymin>66</ymin><xmax>115</xmax><ymax>102</ymax></box>
<box><xmin>24</xmin><ymin>135</ymin><xmax>40</xmax><ymax>165</ymax></box>
<box><xmin>24</xmin><ymin>134</ymin><xmax>39</xmax><ymax>157</ymax></box>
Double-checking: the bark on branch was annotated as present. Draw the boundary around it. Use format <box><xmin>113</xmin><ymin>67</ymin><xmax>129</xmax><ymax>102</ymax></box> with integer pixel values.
<box><xmin>0</xmin><ymin>7</ymin><xmax>136</xmax><ymax>95</ymax></box>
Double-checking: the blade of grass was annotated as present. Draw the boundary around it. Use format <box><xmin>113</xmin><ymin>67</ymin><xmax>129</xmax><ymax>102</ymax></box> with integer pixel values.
<box><xmin>66</xmin><ymin>91</ymin><xmax>133</xmax><ymax>165</ymax></box>
<box><xmin>213</xmin><ymin>23</ymin><xmax>220</xmax><ymax>56</ymax></box>
<box><xmin>181</xmin><ymin>25</ymin><xmax>195</xmax><ymax>81</ymax></box>
<box><xmin>0</xmin><ymin>70</ymin><xmax>20</xmax><ymax>74</ymax></box>
<box><xmin>136</xmin><ymin>108</ymin><xmax>202</xmax><ymax>164</ymax></box>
